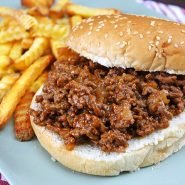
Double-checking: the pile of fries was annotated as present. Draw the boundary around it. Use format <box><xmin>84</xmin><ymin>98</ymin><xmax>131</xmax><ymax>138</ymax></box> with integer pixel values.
<box><xmin>0</xmin><ymin>0</ymin><xmax>120</xmax><ymax>141</ymax></box>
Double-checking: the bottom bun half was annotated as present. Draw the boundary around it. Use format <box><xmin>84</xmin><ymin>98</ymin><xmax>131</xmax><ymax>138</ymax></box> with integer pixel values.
<box><xmin>30</xmin><ymin>86</ymin><xmax>185</xmax><ymax>176</ymax></box>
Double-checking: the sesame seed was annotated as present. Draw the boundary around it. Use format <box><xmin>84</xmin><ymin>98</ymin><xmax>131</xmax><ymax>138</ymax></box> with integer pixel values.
<box><xmin>169</xmin><ymin>35</ymin><xmax>173</xmax><ymax>39</ymax></box>
<box><xmin>156</xmin><ymin>36</ymin><xmax>160</xmax><ymax>40</ymax></box>
<box><xmin>127</xmin><ymin>20</ymin><xmax>132</xmax><ymax>23</ymax></box>
<box><xmin>79</xmin><ymin>26</ymin><xmax>83</xmax><ymax>29</ymax></box>
<box><xmin>146</xmin><ymin>31</ymin><xmax>151</xmax><ymax>35</ymax></box>
<box><xmin>168</xmin><ymin>38</ymin><xmax>172</xmax><ymax>43</ymax></box>
<box><xmin>133</xmin><ymin>31</ymin><xmax>138</xmax><ymax>35</ymax></box>
<box><xmin>110</xmin><ymin>21</ymin><xmax>115</xmax><ymax>24</ymax></box>
<box><xmin>86</xmin><ymin>18</ymin><xmax>94</xmax><ymax>23</ymax></box>
<box><xmin>98</xmin><ymin>21</ymin><xmax>104</xmax><ymax>24</ymax></box>
<box><xmin>119</xmin><ymin>32</ymin><xmax>123</xmax><ymax>36</ymax></box>
<box><xmin>87</xmin><ymin>31</ymin><xmax>91</xmax><ymax>35</ymax></box>
<box><xmin>122</xmin><ymin>17</ymin><xmax>128</xmax><ymax>19</ymax></box>
<box><xmin>148</xmin><ymin>45</ymin><xmax>152</xmax><ymax>50</ymax></box>
<box><xmin>104</xmin><ymin>33</ymin><xmax>108</xmax><ymax>38</ymax></box>
<box><xmin>127</xmin><ymin>28</ymin><xmax>131</xmax><ymax>34</ymax></box>
<box><xmin>157</xmin><ymin>30</ymin><xmax>164</xmax><ymax>34</ymax></box>
<box><xmin>96</xmin><ymin>29</ymin><xmax>100</xmax><ymax>32</ymax></box>
<box><xmin>116</xmin><ymin>42</ymin><xmax>121</xmax><ymax>45</ymax></box>
<box><xmin>150</xmin><ymin>21</ymin><xmax>155</xmax><ymax>26</ymax></box>
<box><xmin>155</xmin><ymin>41</ymin><xmax>160</xmax><ymax>46</ymax></box>
<box><xmin>149</xmin><ymin>41</ymin><xmax>154</xmax><ymax>44</ymax></box>
<box><xmin>174</xmin><ymin>44</ymin><xmax>179</xmax><ymax>48</ymax></box>
<box><xmin>180</xmin><ymin>41</ymin><xmax>185</xmax><ymax>45</ymax></box>
<box><xmin>158</xmin><ymin>54</ymin><xmax>162</xmax><ymax>58</ymax></box>
<box><xmin>174</xmin><ymin>22</ymin><xmax>180</xmax><ymax>26</ymax></box>
<box><xmin>114</xmin><ymin>25</ymin><xmax>118</xmax><ymax>29</ymax></box>
<box><xmin>139</xmin><ymin>34</ymin><xmax>144</xmax><ymax>39</ymax></box>
<box><xmin>181</xmin><ymin>30</ymin><xmax>185</xmax><ymax>33</ymax></box>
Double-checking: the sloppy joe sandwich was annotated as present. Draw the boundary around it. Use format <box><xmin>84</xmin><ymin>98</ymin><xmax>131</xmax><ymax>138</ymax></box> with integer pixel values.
<box><xmin>30</xmin><ymin>14</ymin><xmax>185</xmax><ymax>176</ymax></box>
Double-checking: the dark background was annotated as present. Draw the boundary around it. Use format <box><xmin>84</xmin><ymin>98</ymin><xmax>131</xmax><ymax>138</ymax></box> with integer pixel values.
<box><xmin>153</xmin><ymin>0</ymin><xmax>185</xmax><ymax>8</ymax></box>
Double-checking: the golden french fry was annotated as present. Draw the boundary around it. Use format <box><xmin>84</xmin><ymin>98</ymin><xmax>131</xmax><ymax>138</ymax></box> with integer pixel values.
<box><xmin>0</xmin><ymin>55</ymin><xmax>52</xmax><ymax>129</ymax></box>
<box><xmin>0</xmin><ymin>7</ymin><xmax>38</xmax><ymax>30</ymax></box>
<box><xmin>0</xmin><ymin>55</ymin><xmax>12</xmax><ymax>68</ymax></box>
<box><xmin>21</xmin><ymin>38</ymin><xmax>33</xmax><ymax>50</ymax></box>
<box><xmin>49</xmin><ymin>0</ymin><xmax>69</xmax><ymax>18</ymax></box>
<box><xmin>0</xmin><ymin>17</ymin><xmax>12</xmax><ymax>30</ymax></box>
<box><xmin>29</xmin><ymin>71</ymin><xmax>48</xmax><ymax>93</ymax></box>
<box><xmin>9</xmin><ymin>42</ymin><xmax>23</xmax><ymax>61</ymax></box>
<box><xmin>0</xmin><ymin>67</ymin><xmax>15</xmax><ymax>79</ymax></box>
<box><xmin>0</xmin><ymin>73</ymin><xmax>20</xmax><ymax>101</ymax></box>
<box><xmin>21</xmin><ymin>0</ymin><xmax>54</xmax><ymax>8</ymax></box>
<box><xmin>70</xmin><ymin>15</ymin><xmax>82</xmax><ymax>28</ymax></box>
<box><xmin>14</xmin><ymin>71</ymin><xmax>48</xmax><ymax>141</ymax></box>
<box><xmin>31</xmin><ymin>23</ymin><xmax>67</xmax><ymax>39</ymax></box>
<box><xmin>0</xmin><ymin>43</ymin><xmax>13</xmax><ymax>55</ymax></box>
<box><xmin>65</xmin><ymin>4</ymin><xmax>121</xmax><ymax>18</ymax></box>
<box><xmin>15</xmin><ymin>37</ymin><xmax>49</xmax><ymax>70</ymax></box>
<box><xmin>0</xmin><ymin>27</ymin><xmax>29</xmax><ymax>44</ymax></box>
<box><xmin>26</xmin><ymin>6</ymin><xmax>50</xmax><ymax>16</ymax></box>
<box><xmin>55</xmin><ymin>17</ymin><xmax>70</xmax><ymax>26</ymax></box>
<box><xmin>50</xmin><ymin>39</ymin><xmax>66</xmax><ymax>59</ymax></box>
<box><xmin>14</xmin><ymin>91</ymin><xmax>35</xmax><ymax>141</ymax></box>
<box><xmin>35</xmin><ymin>16</ymin><xmax>53</xmax><ymax>25</ymax></box>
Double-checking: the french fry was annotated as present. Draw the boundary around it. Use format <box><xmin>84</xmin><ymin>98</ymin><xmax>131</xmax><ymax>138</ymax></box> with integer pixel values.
<box><xmin>0</xmin><ymin>73</ymin><xmax>20</xmax><ymax>101</ymax></box>
<box><xmin>21</xmin><ymin>0</ymin><xmax>54</xmax><ymax>8</ymax></box>
<box><xmin>0</xmin><ymin>55</ymin><xmax>52</xmax><ymax>129</ymax></box>
<box><xmin>9</xmin><ymin>42</ymin><xmax>23</xmax><ymax>61</ymax></box>
<box><xmin>0</xmin><ymin>17</ymin><xmax>12</xmax><ymax>30</ymax></box>
<box><xmin>65</xmin><ymin>3</ymin><xmax>121</xmax><ymax>18</ymax></box>
<box><xmin>29</xmin><ymin>71</ymin><xmax>48</xmax><ymax>93</ymax></box>
<box><xmin>70</xmin><ymin>15</ymin><xmax>82</xmax><ymax>28</ymax></box>
<box><xmin>35</xmin><ymin>16</ymin><xmax>53</xmax><ymax>25</ymax></box>
<box><xmin>14</xmin><ymin>37</ymin><xmax>49</xmax><ymax>70</ymax></box>
<box><xmin>14</xmin><ymin>91</ymin><xmax>35</xmax><ymax>141</ymax></box>
<box><xmin>0</xmin><ymin>55</ymin><xmax>12</xmax><ymax>69</ymax></box>
<box><xmin>50</xmin><ymin>39</ymin><xmax>66</xmax><ymax>59</ymax></box>
<box><xmin>26</xmin><ymin>6</ymin><xmax>50</xmax><ymax>16</ymax></box>
<box><xmin>0</xmin><ymin>27</ymin><xmax>29</xmax><ymax>44</ymax></box>
<box><xmin>55</xmin><ymin>17</ymin><xmax>70</xmax><ymax>26</ymax></box>
<box><xmin>21</xmin><ymin>38</ymin><xmax>33</xmax><ymax>50</ymax></box>
<box><xmin>49</xmin><ymin>0</ymin><xmax>69</xmax><ymax>18</ymax></box>
<box><xmin>0</xmin><ymin>7</ymin><xmax>38</xmax><ymax>30</ymax></box>
<box><xmin>0</xmin><ymin>42</ymin><xmax>13</xmax><ymax>55</ymax></box>
<box><xmin>31</xmin><ymin>23</ymin><xmax>67</xmax><ymax>39</ymax></box>
<box><xmin>14</xmin><ymin>71</ymin><xmax>48</xmax><ymax>141</ymax></box>
<box><xmin>0</xmin><ymin>67</ymin><xmax>15</xmax><ymax>79</ymax></box>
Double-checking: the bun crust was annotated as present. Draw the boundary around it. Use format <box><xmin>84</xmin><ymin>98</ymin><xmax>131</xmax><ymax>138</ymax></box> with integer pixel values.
<box><xmin>30</xmin><ymin>86</ymin><xmax>185</xmax><ymax>176</ymax></box>
<box><xmin>67</xmin><ymin>14</ymin><xmax>185</xmax><ymax>74</ymax></box>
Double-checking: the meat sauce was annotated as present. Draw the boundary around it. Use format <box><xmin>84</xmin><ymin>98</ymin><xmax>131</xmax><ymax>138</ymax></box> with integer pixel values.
<box><xmin>31</xmin><ymin>58</ymin><xmax>185</xmax><ymax>152</ymax></box>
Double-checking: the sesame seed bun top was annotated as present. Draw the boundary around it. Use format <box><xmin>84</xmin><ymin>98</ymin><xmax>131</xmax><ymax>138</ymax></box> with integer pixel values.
<box><xmin>67</xmin><ymin>14</ymin><xmax>185</xmax><ymax>74</ymax></box>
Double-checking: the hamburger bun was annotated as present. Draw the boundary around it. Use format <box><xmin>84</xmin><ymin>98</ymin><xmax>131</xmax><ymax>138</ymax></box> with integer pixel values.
<box><xmin>30</xmin><ymin>14</ymin><xmax>185</xmax><ymax>176</ymax></box>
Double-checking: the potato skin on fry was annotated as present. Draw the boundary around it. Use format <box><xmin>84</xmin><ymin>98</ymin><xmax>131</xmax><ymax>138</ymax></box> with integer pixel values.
<box><xmin>14</xmin><ymin>92</ymin><xmax>35</xmax><ymax>141</ymax></box>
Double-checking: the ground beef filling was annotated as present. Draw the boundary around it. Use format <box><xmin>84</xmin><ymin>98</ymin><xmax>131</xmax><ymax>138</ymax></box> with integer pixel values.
<box><xmin>31</xmin><ymin>59</ymin><xmax>185</xmax><ymax>152</ymax></box>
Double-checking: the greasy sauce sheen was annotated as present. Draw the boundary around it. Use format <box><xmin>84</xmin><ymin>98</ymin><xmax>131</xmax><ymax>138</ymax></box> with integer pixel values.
<box><xmin>31</xmin><ymin>57</ymin><xmax>185</xmax><ymax>152</ymax></box>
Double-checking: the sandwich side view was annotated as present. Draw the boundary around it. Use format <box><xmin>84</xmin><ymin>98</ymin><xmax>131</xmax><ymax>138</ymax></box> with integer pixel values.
<box><xmin>30</xmin><ymin>14</ymin><xmax>185</xmax><ymax>176</ymax></box>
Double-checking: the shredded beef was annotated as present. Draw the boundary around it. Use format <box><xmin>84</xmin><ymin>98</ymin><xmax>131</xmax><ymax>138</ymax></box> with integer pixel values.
<box><xmin>31</xmin><ymin>58</ymin><xmax>185</xmax><ymax>153</ymax></box>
